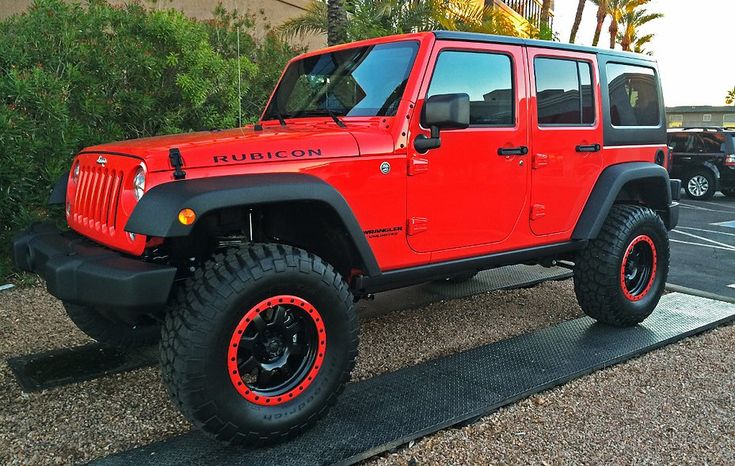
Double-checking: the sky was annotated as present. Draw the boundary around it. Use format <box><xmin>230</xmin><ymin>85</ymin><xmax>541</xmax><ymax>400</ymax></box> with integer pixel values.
<box><xmin>552</xmin><ymin>0</ymin><xmax>734</xmax><ymax>107</ymax></box>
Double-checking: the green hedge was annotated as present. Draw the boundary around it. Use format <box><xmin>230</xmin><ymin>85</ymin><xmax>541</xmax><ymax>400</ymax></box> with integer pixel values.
<box><xmin>0</xmin><ymin>0</ymin><xmax>302</xmax><ymax>281</ymax></box>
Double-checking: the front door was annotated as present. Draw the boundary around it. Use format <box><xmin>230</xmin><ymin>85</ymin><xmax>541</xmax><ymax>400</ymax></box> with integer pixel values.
<box><xmin>406</xmin><ymin>41</ymin><xmax>529</xmax><ymax>253</ymax></box>
<box><xmin>527</xmin><ymin>48</ymin><xmax>603</xmax><ymax>236</ymax></box>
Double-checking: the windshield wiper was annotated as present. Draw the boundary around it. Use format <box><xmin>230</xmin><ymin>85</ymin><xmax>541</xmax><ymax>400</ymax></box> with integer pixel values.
<box><xmin>274</xmin><ymin>112</ymin><xmax>287</xmax><ymax>127</ymax></box>
<box><xmin>325</xmin><ymin>107</ymin><xmax>346</xmax><ymax>128</ymax></box>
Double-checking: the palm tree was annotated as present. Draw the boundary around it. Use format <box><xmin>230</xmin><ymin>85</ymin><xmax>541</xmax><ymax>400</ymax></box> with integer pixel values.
<box><xmin>727</xmin><ymin>88</ymin><xmax>735</xmax><ymax>105</ymax></box>
<box><xmin>327</xmin><ymin>0</ymin><xmax>347</xmax><ymax>46</ymax></box>
<box><xmin>280</xmin><ymin>0</ymin><xmax>519</xmax><ymax>44</ymax></box>
<box><xmin>540</xmin><ymin>0</ymin><xmax>552</xmax><ymax>31</ymax></box>
<box><xmin>629</xmin><ymin>31</ymin><xmax>654</xmax><ymax>54</ymax></box>
<box><xmin>619</xmin><ymin>5</ymin><xmax>662</xmax><ymax>51</ymax></box>
<box><xmin>591</xmin><ymin>0</ymin><xmax>607</xmax><ymax>46</ymax></box>
<box><xmin>569</xmin><ymin>0</ymin><xmax>587</xmax><ymax>44</ymax></box>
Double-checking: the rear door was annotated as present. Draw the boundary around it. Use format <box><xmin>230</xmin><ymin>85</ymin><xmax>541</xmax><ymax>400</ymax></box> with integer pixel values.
<box><xmin>527</xmin><ymin>48</ymin><xmax>603</xmax><ymax>236</ymax></box>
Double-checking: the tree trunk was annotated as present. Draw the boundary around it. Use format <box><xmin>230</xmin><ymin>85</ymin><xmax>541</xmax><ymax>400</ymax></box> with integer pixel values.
<box><xmin>609</xmin><ymin>17</ymin><xmax>618</xmax><ymax>49</ymax></box>
<box><xmin>592</xmin><ymin>0</ymin><xmax>607</xmax><ymax>46</ymax></box>
<box><xmin>327</xmin><ymin>0</ymin><xmax>347</xmax><ymax>46</ymax></box>
<box><xmin>569</xmin><ymin>0</ymin><xmax>586</xmax><ymax>43</ymax></box>
<box><xmin>540</xmin><ymin>0</ymin><xmax>552</xmax><ymax>31</ymax></box>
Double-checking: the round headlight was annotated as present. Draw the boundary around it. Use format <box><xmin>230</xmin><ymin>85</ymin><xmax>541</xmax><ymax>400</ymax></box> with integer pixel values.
<box><xmin>72</xmin><ymin>161</ymin><xmax>80</xmax><ymax>183</ymax></box>
<box><xmin>133</xmin><ymin>166</ymin><xmax>146</xmax><ymax>201</ymax></box>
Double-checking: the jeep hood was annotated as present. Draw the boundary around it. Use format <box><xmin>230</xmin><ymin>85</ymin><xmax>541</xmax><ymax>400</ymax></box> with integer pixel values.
<box><xmin>82</xmin><ymin>122</ymin><xmax>394</xmax><ymax>172</ymax></box>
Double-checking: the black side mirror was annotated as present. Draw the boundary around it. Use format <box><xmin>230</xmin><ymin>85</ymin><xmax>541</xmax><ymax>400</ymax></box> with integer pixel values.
<box><xmin>415</xmin><ymin>93</ymin><xmax>470</xmax><ymax>153</ymax></box>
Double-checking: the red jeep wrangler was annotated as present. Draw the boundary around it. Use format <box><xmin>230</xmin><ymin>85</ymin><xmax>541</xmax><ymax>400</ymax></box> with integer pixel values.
<box><xmin>13</xmin><ymin>32</ymin><xmax>679</xmax><ymax>444</ymax></box>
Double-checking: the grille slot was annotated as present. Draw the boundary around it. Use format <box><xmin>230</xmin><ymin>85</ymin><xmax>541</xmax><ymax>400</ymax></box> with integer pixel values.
<box><xmin>72</xmin><ymin>164</ymin><xmax>123</xmax><ymax>235</ymax></box>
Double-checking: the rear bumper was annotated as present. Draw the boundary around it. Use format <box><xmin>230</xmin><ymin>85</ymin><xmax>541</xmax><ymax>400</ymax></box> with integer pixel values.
<box><xmin>667</xmin><ymin>179</ymin><xmax>681</xmax><ymax>230</ymax></box>
<box><xmin>12</xmin><ymin>224</ymin><xmax>176</xmax><ymax>314</ymax></box>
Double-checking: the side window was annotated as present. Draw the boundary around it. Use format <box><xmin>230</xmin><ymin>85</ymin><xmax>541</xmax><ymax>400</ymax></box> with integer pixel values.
<box><xmin>535</xmin><ymin>57</ymin><xmax>595</xmax><ymax>125</ymax></box>
<box><xmin>701</xmin><ymin>133</ymin><xmax>726</xmax><ymax>153</ymax></box>
<box><xmin>427</xmin><ymin>50</ymin><xmax>514</xmax><ymax>126</ymax></box>
<box><xmin>606</xmin><ymin>63</ymin><xmax>660</xmax><ymax>127</ymax></box>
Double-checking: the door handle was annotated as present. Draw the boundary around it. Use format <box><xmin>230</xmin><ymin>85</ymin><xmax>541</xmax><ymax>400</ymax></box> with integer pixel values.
<box><xmin>498</xmin><ymin>146</ymin><xmax>528</xmax><ymax>156</ymax></box>
<box><xmin>576</xmin><ymin>144</ymin><xmax>601</xmax><ymax>153</ymax></box>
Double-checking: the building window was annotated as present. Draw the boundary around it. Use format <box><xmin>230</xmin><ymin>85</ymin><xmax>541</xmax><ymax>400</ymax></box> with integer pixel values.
<box><xmin>607</xmin><ymin>63</ymin><xmax>660</xmax><ymax>127</ymax></box>
<box><xmin>534</xmin><ymin>57</ymin><xmax>595</xmax><ymax>126</ymax></box>
<box><xmin>668</xmin><ymin>114</ymin><xmax>683</xmax><ymax>128</ymax></box>
<box><xmin>724</xmin><ymin>114</ymin><xmax>735</xmax><ymax>128</ymax></box>
<box><xmin>702</xmin><ymin>114</ymin><xmax>712</xmax><ymax>122</ymax></box>
<box><xmin>427</xmin><ymin>50</ymin><xmax>514</xmax><ymax>126</ymax></box>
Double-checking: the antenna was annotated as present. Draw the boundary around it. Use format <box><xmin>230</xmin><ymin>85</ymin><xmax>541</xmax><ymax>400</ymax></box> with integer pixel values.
<box><xmin>235</xmin><ymin>1</ymin><xmax>242</xmax><ymax>127</ymax></box>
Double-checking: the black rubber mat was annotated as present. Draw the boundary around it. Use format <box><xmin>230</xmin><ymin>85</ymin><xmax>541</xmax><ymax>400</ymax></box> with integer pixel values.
<box><xmin>7</xmin><ymin>343</ymin><xmax>157</xmax><ymax>392</ymax></box>
<box><xmin>92</xmin><ymin>292</ymin><xmax>735</xmax><ymax>466</ymax></box>
<box><xmin>6</xmin><ymin>264</ymin><xmax>569</xmax><ymax>391</ymax></box>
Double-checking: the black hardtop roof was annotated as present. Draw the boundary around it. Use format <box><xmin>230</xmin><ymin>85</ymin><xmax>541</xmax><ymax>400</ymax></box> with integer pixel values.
<box><xmin>432</xmin><ymin>31</ymin><xmax>656</xmax><ymax>63</ymax></box>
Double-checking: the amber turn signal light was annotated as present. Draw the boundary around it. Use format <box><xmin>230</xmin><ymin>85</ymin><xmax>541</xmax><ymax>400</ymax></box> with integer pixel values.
<box><xmin>178</xmin><ymin>208</ymin><xmax>197</xmax><ymax>225</ymax></box>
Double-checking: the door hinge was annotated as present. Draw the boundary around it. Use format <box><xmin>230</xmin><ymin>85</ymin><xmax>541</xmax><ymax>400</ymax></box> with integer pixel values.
<box><xmin>530</xmin><ymin>204</ymin><xmax>546</xmax><ymax>220</ymax></box>
<box><xmin>533</xmin><ymin>153</ymin><xmax>549</xmax><ymax>169</ymax></box>
<box><xmin>408</xmin><ymin>157</ymin><xmax>429</xmax><ymax>176</ymax></box>
<box><xmin>408</xmin><ymin>217</ymin><xmax>428</xmax><ymax>235</ymax></box>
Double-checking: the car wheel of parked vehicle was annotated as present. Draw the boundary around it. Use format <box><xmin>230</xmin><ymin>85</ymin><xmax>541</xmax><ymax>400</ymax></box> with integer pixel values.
<box><xmin>160</xmin><ymin>244</ymin><xmax>358</xmax><ymax>445</ymax></box>
<box><xmin>63</xmin><ymin>303</ymin><xmax>160</xmax><ymax>349</ymax></box>
<box><xmin>684</xmin><ymin>169</ymin><xmax>716</xmax><ymax>200</ymax></box>
<box><xmin>573</xmin><ymin>204</ymin><xmax>669</xmax><ymax>327</ymax></box>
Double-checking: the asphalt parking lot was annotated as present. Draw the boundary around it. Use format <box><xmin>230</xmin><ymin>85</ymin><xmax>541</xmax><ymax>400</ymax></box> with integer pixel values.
<box><xmin>669</xmin><ymin>193</ymin><xmax>735</xmax><ymax>299</ymax></box>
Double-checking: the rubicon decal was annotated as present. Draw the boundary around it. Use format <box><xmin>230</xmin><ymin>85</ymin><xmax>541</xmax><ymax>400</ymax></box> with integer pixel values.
<box><xmin>214</xmin><ymin>148</ymin><xmax>323</xmax><ymax>163</ymax></box>
<box><xmin>363</xmin><ymin>226</ymin><xmax>403</xmax><ymax>238</ymax></box>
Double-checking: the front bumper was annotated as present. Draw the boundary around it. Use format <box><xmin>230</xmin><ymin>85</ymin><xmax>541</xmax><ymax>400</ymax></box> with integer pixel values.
<box><xmin>12</xmin><ymin>224</ymin><xmax>176</xmax><ymax>314</ymax></box>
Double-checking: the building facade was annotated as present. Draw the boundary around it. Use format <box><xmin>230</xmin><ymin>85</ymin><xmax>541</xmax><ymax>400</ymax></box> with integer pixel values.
<box><xmin>0</xmin><ymin>0</ymin><xmax>325</xmax><ymax>49</ymax></box>
<box><xmin>666</xmin><ymin>106</ymin><xmax>735</xmax><ymax>129</ymax></box>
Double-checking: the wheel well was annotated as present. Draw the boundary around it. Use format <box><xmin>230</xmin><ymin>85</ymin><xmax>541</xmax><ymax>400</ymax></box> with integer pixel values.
<box><xmin>166</xmin><ymin>201</ymin><xmax>364</xmax><ymax>279</ymax></box>
<box><xmin>614</xmin><ymin>176</ymin><xmax>670</xmax><ymax>210</ymax></box>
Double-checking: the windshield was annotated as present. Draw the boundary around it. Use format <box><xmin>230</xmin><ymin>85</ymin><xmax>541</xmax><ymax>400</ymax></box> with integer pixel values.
<box><xmin>263</xmin><ymin>41</ymin><xmax>419</xmax><ymax>120</ymax></box>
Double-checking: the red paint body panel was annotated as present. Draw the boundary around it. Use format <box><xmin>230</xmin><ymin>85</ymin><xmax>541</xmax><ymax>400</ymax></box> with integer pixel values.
<box><xmin>63</xmin><ymin>31</ymin><xmax>667</xmax><ymax>274</ymax></box>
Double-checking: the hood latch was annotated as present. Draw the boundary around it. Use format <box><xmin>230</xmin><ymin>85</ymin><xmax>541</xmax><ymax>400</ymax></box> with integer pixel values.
<box><xmin>169</xmin><ymin>148</ymin><xmax>187</xmax><ymax>180</ymax></box>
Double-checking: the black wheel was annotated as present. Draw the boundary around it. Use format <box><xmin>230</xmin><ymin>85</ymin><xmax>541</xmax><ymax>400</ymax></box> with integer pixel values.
<box><xmin>434</xmin><ymin>271</ymin><xmax>478</xmax><ymax>284</ymax></box>
<box><xmin>63</xmin><ymin>303</ymin><xmax>160</xmax><ymax>349</ymax></box>
<box><xmin>160</xmin><ymin>244</ymin><xmax>358</xmax><ymax>445</ymax></box>
<box><xmin>573</xmin><ymin>204</ymin><xmax>669</xmax><ymax>327</ymax></box>
<box><xmin>684</xmin><ymin>168</ymin><xmax>716</xmax><ymax>200</ymax></box>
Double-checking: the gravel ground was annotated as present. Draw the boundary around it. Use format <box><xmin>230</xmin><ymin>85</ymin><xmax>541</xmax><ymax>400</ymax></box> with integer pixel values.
<box><xmin>370</xmin><ymin>323</ymin><xmax>735</xmax><ymax>466</ymax></box>
<box><xmin>0</xmin><ymin>280</ymin><xmax>732</xmax><ymax>465</ymax></box>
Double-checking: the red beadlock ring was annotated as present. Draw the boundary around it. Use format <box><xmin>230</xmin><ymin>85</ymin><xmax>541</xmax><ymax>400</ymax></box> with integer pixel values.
<box><xmin>620</xmin><ymin>235</ymin><xmax>657</xmax><ymax>301</ymax></box>
<box><xmin>227</xmin><ymin>295</ymin><xmax>327</xmax><ymax>406</ymax></box>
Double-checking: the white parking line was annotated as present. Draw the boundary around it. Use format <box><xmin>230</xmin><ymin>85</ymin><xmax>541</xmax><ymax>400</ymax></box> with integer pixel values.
<box><xmin>728</xmin><ymin>284</ymin><xmax>735</xmax><ymax>289</ymax></box>
<box><xmin>671</xmin><ymin>229</ymin><xmax>735</xmax><ymax>251</ymax></box>
<box><xmin>695</xmin><ymin>200</ymin><xmax>735</xmax><ymax>211</ymax></box>
<box><xmin>679</xmin><ymin>202</ymin><xmax>735</xmax><ymax>214</ymax></box>
<box><xmin>677</xmin><ymin>226</ymin><xmax>735</xmax><ymax>238</ymax></box>
<box><xmin>670</xmin><ymin>238</ymin><xmax>735</xmax><ymax>252</ymax></box>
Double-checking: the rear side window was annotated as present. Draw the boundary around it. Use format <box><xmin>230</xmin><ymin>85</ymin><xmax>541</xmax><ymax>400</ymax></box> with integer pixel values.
<box><xmin>427</xmin><ymin>51</ymin><xmax>514</xmax><ymax>126</ymax></box>
<box><xmin>607</xmin><ymin>63</ymin><xmax>660</xmax><ymax>127</ymax></box>
<box><xmin>701</xmin><ymin>133</ymin><xmax>727</xmax><ymax>153</ymax></box>
<box><xmin>535</xmin><ymin>58</ymin><xmax>595</xmax><ymax>125</ymax></box>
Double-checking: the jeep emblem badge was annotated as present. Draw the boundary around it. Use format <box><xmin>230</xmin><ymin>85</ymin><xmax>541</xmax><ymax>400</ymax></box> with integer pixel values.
<box><xmin>96</xmin><ymin>156</ymin><xmax>107</xmax><ymax>166</ymax></box>
<box><xmin>379</xmin><ymin>161</ymin><xmax>391</xmax><ymax>175</ymax></box>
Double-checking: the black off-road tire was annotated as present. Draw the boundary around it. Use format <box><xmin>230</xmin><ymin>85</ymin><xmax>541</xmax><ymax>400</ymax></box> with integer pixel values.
<box><xmin>684</xmin><ymin>168</ymin><xmax>716</xmax><ymax>200</ymax></box>
<box><xmin>160</xmin><ymin>244</ymin><xmax>358</xmax><ymax>445</ymax></box>
<box><xmin>574</xmin><ymin>204</ymin><xmax>669</xmax><ymax>327</ymax></box>
<box><xmin>63</xmin><ymin>303</ymin><xmax>160</xmax><ymax>349</ymax></box>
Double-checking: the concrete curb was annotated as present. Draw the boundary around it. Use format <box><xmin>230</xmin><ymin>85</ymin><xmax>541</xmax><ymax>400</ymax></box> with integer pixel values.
<box><xmin>665</xmin><ymin>283</ymin><xmax>735</xmax><ymax>304</ymax></box>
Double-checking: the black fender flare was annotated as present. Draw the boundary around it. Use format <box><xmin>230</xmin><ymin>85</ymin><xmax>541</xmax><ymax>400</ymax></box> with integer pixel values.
<box><xmin>125</xmin><ymin>173</ymin><xmax>381</xmax><ymax>277</ymax></box>
<box><xmin>48</xmin><ymin>171</ymin><xmax>69</xmax><ymax>205</ymax></box>
<box><xmin>572</xmin><ymin>162</ymin><xmax>673</xmax><ymax>240</ymax></box>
